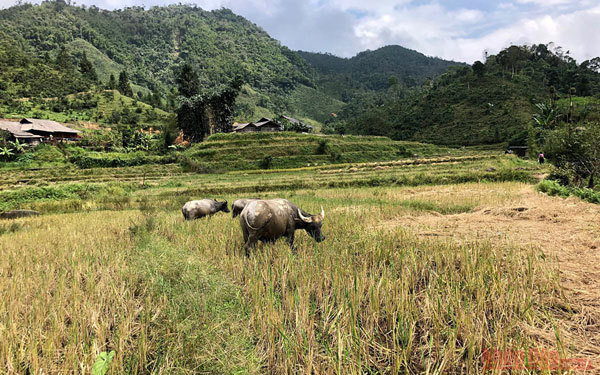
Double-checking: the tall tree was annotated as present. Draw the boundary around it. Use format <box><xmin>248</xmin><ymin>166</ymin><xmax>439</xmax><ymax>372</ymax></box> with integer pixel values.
<box><xmin>472</xmin><ymin>61</ymin><xmax>485</xmax><ymax>77</ymax></box>
<box><xmin>55</xmin><ymin>46</ymin><xmax>73</xmax><ymax>69</ymax></box>
<box><xmin>78</xmin><ymin>52</ymin><xmax>97</xmax><ymax>82</ymax></box>
<box><xmin>118</xmin><ymin>70</ymin><xmax>133</xmax><ymax>97</ymax></box>
<box><xmin>176</xmin><ymin>64</ymin><xmax>242</xmax><ymax>141</ymax></box>
<box><xmin>107</xmin><ymin>74</ymin><xmax>117</xmax><ymax>90</ymax></box>
<box><xmin>176</xmin><ymin>63</ymin><xmax>199</xmax><ymax>98</ymax></box>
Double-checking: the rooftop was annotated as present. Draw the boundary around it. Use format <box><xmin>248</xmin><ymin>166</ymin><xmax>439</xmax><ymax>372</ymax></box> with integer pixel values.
<box><xmin>20</xmin><ymin>118</ymin><xmax>80</xmax><ymax>134</ymax></box>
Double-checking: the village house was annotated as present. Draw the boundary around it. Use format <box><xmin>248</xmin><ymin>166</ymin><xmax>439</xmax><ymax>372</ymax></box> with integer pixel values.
<box><xmin>279</xmin><ymin>115</ymin><xmax>314</xmax><ymax>133</ymax></box>
<box><xmin>233</xmin><ymin>122</ymin><xmax>258</xmax><ymax>133</ymax></box>
<box><xmin>19</xmin><ymin>118</ymin><xmax>80</xmax><ymax>141</ymax></box>
<box><xmin>233</xmin><ymin>117</ymin><xmax>282</xmax><ymax>133</ymax></box>
<box><xmin>0</xmin><ymin>118</ymin><xmax>80</xmax><ymax>144</ymax></box>
<box><xmin>0</xmin><ymin>120</ymin><xmax>43</xmax><ymax>144</ymax></box>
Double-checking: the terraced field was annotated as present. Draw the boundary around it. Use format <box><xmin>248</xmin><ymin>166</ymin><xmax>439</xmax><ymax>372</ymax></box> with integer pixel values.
<box><xmin>0</xmin><ymin>164</ymin><xmax>186</xmax><ymax>189</ymax></box>
<box><xmin>0</xmin><ymin>153</ymin><xmax>539</xmax><ymax>213</ymax></box>
<box><xmin>182</xmin><ymin>132</ymin><xmax>469</xmax><ymax>171</ymax></box>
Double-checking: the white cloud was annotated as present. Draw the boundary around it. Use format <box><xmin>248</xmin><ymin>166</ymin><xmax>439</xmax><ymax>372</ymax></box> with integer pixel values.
<box><xmin>339</xmin><ymin>1</ymin><xmax>600</xmax><ymax>63</ymax></box>
<box><xmin>515</xmin><ymin>0</ymin><xmax>573</xmax><ymax>5</ymax></box>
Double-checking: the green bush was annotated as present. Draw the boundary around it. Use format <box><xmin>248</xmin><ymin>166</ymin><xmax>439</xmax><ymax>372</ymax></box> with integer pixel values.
<box><xmin>259</xmin><ymin>155</ymin><xmax>273</xmax><ymax>169</ymax></box>
<box><xmin>31</xmin><ymin>144</ymin><xmax>66</xmax><ymax>163</ymax></box>
<box><xmin>70</xmin><ymin>151</ymin><xmax>178</xmax><ymax>168</ymax></box>
<box><xmin>316</xmin><ymin>139</ymin><xmax>328</xmax><ymax>154</ymax></box>
<box><xmin>537</xmin><ymin>179</ymin><xmax>600</xmax><ymax>204</ymax></box>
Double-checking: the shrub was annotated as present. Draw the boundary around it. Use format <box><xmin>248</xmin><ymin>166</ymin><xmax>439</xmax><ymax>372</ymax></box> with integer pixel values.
<box><xmin>537</xmin><ymin>179</ymin><xmax>600</xmax><ymax>203</ymax></box>
<box><xmin>316</xmin><ymin>139</ymin><xmax>328</xmax><ymax>155</ymax></box>
<box><xmin>31</xmin><ymin>144</ymin><xmax>66</xmax><ymax>163</ymax></box>
<box><xmin>329</xmin><ymin>149</ymin><xmax>342</xmax><ymax>162</ymax></box>
<box><xmin>259</xmin><ymin>155</ymin><xmax>273</xmax><ymax>169</ymax></box>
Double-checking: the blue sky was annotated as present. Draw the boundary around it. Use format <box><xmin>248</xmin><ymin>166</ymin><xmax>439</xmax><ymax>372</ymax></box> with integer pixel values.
<box><xmin>1</xmin><ymin>0</ymin><xmax>599</xmax><ymax>63</ymax></box>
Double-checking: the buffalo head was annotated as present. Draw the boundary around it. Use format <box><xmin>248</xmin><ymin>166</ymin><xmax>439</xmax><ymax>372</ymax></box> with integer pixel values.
<box><xmin>297</xmin><ymin>206</ymin><xmax>326</xmax><ymax>242</ymax></box>
<box><xmin>216</xmin><ymin>200</ymin><xmax>230</xmax><ymax>213</ymax></box>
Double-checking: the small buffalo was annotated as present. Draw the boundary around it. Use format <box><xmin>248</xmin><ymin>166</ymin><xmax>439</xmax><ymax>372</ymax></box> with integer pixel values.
<box><xmin>182</xmin><ymin>199</ymin><xmax>229</xmax><ymax>220</ymax></box>
<box><xmin>239</xmin><ymin>199</ymin><xmax>325</xmax><ymax>254</ymax></box>
<box><xmin>231</xmin><ymin>198</ymin><xmax>260</xmax><ymax>218</ymax></box>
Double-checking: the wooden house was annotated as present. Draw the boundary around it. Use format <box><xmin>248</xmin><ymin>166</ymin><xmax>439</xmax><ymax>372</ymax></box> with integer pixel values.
<box><xmin>19</xmin><ymin>118</ymin><xmax>80</xmax><ymax>141</ymax></box>
<box><xmin>233</xmin><ymin>122</ymin><xmax>258</xmax><ymax>133</ymax></box>
<box><xmin>233</xmin><ymin>118</ymin><xmax>282</xmax><ymax>133</ymax></box>
<box><xmin>0</xmin><ymin>120</ymin><xmax>43</xmax><ymax>144</ymax></box>
<box><xmin>253</xmin><ymin>117</ymin><xmax>282</xmax><ymax>132</ymax></box>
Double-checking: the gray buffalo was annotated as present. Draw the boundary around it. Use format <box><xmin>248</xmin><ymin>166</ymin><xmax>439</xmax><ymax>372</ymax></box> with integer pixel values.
<box><xmin>231</xmin><ymin>198</ymin><xmax>260</xmax><ymax>218</ymax></box>
<box><xmin>239</xmin><ymin>199</ymin><xmax>325</xmax><ymax>254</ymax></box>
<box><xmin>182</xmin><ymin>199</ymin><xmax>229</xmax><ymax>220</ymax></box>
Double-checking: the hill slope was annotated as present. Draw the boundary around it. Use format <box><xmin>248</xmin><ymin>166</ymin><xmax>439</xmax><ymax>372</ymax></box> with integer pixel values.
<box><xmin>298</xmin><ymin>46</ymin><xmax>464</xmax><ymax>101</ymax></box>
<box><xmin>333</xmin><ymin>44</ymin><xmax>600</xmax><ymax>145</ymax></box>
<box><xmin>0</xmin><ymin>3</ymin><xmax>313</xmax><ymax>107</ymax></box>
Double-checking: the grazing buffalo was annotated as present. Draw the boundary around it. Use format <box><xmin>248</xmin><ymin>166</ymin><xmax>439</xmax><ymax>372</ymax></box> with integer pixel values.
<box><xmin>239</xmin><ymin>199</ymin><xmax>325</xmax><ymax>254</ymax></box>
<box><xmin>182</xmin><ymin>199</ymin><xmax>229</xmax><ymax>220</ymax></box>
<box><xmin>231</xmin><ymin>198</ymin><xmax>260</xmax><ymax>218</ymax></box>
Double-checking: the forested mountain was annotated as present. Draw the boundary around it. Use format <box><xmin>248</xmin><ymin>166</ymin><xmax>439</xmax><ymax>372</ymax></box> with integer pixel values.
<box><xmin>5</xmin><ymin>2</ymin><xmax>597</xmax><ymax>148</ymax></box>
<box><xmin>1</xmin><ymin>1</ymin><xmax>465</xmax><ymax>128</ymax></box>
<box><xmin>327</xmin><ymin>44</ymin><xmax>600</xmax><ymax>146</ymax></box>
<box><xmin>0</xmin><ymin>1</ymin><xmax>312</xmax><ymax>109</ymax></box>
<box><xmin>298</xmin><ymin>46</ymin><xmax>463</xmax><ymax>101</ymax></box>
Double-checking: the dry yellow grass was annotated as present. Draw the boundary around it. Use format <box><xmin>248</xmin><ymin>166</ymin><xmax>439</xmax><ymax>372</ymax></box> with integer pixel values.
<box><xmin>0</xmin><ymin>211</ymin><xmax>142</xmax><ymax>373</ymax></box>
<box><xmin>377</xmin><ymin>183</ymin><xmax>600</xmax><ymax>367</ymax></box>
<box><xmin>1</xmin><ymin>181</ymin><xmax>596</xmax><ymax>373</ymax></box>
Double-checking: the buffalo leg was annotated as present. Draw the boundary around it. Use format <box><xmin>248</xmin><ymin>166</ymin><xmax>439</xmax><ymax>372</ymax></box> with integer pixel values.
<box><xmin>245</xmin><ymin>234</ymin><xmax>258</xmax><ymax>256</ymax></box>
<box><xmin>286</xmin><ymin>232</ymin><xmax>295</xmax><ymax>252</ymax></box>
<box><xmin>242</xmin><ymin>226</ymin><xmax>249</xmax><ymax>243</ymax></box>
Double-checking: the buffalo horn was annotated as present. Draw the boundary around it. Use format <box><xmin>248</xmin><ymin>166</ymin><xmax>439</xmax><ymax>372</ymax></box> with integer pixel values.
<box><xmin>298</xmin><ymin>208</ymin><xmax>313</xmax><ymax>223</ymax></box>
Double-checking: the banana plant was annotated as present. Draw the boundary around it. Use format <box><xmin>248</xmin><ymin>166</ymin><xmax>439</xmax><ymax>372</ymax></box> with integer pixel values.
<box><xmin>9</xmin><ymin>139</ymin><xmax>24</xmax><ymax>153</ymax></box>
<box><xmin>0</xmin><ymin>146</ymin><xmax>14</xmax><ymax>160</ymax></box>
<box><xmin>533</xmin><ymin>102</ymin><xmax>560</xmax><ymax>129</ymax></box>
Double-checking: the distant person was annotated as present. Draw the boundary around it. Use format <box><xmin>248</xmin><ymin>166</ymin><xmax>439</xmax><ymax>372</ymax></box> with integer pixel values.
<box><xmin>538</xmin><ymin>152</ymin><xmax>545</xmax><ymax>164</ymax></box>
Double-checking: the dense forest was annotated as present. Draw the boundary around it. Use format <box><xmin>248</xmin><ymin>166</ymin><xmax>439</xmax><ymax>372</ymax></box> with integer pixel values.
<box><xmin>325</xmin><ymin>44</ymin><xmax>600</xmax><ymax>146</ymax></box>
<box><xmin>298</xmin><ymin>46</ymin><xmax>463</xmax><ymax>101</ymax></box>
<box><xmin>0</xmin><ymin>1</ymin><xmax>462</xmax><ymax>127</ymax></box>
<box><xmin>0</xmin><ymin>2</ymin><xmax>312</xmax><ymax>95</ymax></box>
<box><xmin>0</xmin><ymin>1</ymin><xmax>316</xmax><ymax>120</ymax></box>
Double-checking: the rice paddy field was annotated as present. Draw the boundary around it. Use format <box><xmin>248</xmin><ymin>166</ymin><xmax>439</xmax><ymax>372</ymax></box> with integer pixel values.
<box><xmin>1</xmin><ymin>151</ymin><xmax>599</xmax><ymax>374</ymax></box>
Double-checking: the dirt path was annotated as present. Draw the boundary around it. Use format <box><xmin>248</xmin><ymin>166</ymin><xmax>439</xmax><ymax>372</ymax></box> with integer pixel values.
<box><xmin>380</xmin><ymin>184</ymin><xmax>600</xmax><ymax>366</ymax></box>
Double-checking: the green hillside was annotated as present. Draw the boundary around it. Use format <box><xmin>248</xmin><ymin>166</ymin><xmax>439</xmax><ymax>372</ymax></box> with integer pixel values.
<box><xmin>0</xmin><ymin>31</ymin><xmax>92</xmax><ymax>99</ymax></box>
<box><xmin>332</xmin><ymin>44</ymin><xmax>600</xmax><ymax>146</ymax></box>
<box><xmin>298</xmin><ymin>46</ymin><xmax>464</xmax><ymax>101</ymax></box>
<box><xmin>0</xmin><ymin>2</ymin><xmax>318</xmax><ymax>119</ymax></box>
<box><xmin>0</xmin><ymin>3</ymin><xmax>312</xmax><ymax>94</ymax></box>
<box><xmin>0</xmin><ymin>2</ymin><xmax>469</xmax><ymax>131</ymax></box>
<box><xmin>1</xmin><ymin>90</ymin><xmax>172</xmax><ymax>127</ymax></box>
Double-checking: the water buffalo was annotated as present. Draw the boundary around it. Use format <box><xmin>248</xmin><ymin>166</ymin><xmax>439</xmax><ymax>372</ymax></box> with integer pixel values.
<box><xmin>231</xmin><ymin>198</ymin><xmax>260</xmax><ymax>218</ymax></box>
<box><xmin>182</xmin><ymin>199</ymin><xmax>229</xmax><ymax>220</ymax></box>
<box><xmin>239</xmin><ymin>199</ymin><xmax>325</xmax><ymax>254</ymax></box>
